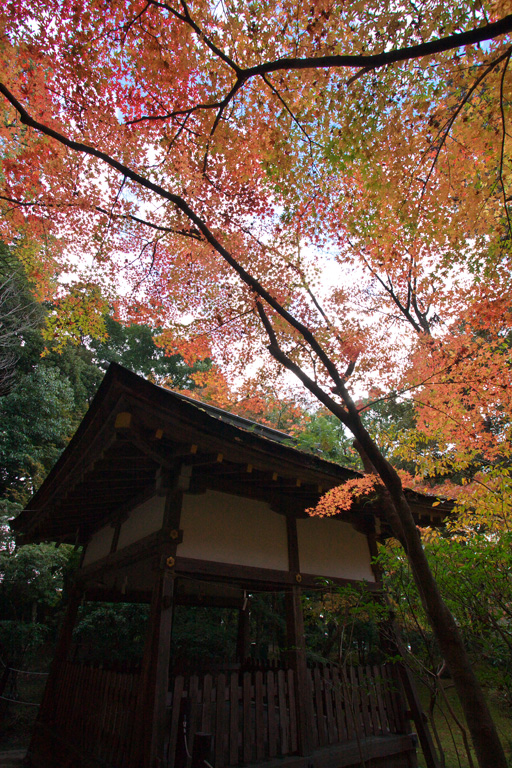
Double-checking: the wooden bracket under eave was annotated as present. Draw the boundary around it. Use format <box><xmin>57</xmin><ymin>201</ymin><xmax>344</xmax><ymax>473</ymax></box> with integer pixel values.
<box><xmin>114</xmin><ymin>411</ymin><xmax>132</xmax><ymax>431</ymax></box>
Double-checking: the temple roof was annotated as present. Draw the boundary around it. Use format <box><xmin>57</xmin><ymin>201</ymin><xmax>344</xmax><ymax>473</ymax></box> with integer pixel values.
<box><xmin>12</xmin><ymin>363</ymin><xmax>452</xmax><ymax>544</ymax></box>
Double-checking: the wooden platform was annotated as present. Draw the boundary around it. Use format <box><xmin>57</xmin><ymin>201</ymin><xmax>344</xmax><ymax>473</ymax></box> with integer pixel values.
<box><xmin>26</xmin><ymin>735</ymin><xmax>417</xmax><ymax>768</ymax></box>
<box><xmin>246</xmin><ymin>736</ymin><xmax>418</xmax><ymax>768</ymax></box>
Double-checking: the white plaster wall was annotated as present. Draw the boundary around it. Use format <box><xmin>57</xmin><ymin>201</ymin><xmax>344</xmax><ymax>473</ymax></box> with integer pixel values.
<box><xmin>117</xmin><ymin>495</ymin><xmax>165</xmax><ymax>550</ymax></box>
<box><xmin>297</xmin><ymin>517</ymin><xmax>375</xmax><ymax>582</ymax></box>
<box><xmin>82</xmin><ymin>525</ymin><xmax>114</xmax><ymax>566</ymax></box>
<box><xmin>178</xmin><ymin>490</ymin><xmax>288</xmax><ymax>570</ymax></box>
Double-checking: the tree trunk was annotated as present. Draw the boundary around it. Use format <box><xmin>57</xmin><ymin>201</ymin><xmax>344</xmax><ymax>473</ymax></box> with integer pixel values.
<box><xmin>351</xmin><ymin>419</ymin><xmax>507</xmax><ymax>768</ymax></box>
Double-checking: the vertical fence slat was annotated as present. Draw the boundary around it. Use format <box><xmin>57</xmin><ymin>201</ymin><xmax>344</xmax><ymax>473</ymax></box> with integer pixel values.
<box><xmin>323</xmin><ymin>666</ymin><xmax>337</xmax><ymax>744</ymax></box>
<box><xmin>366</xmin><ymin>665</ymin><xmax>381</xmax><ymax>736</ymax></box>
<box><xmin>109</xmin><ymin>668</ymin><xmax>122</xmax><ymax>765</ymax></box>
<box><xmin>357</xmin><ymin>666</ymin><xmax>372</xmax><ymax>737</ymax></box>
<box><xmin>331</xmin><ymin>667</ymin><xmax>347</xmax><ymax>743</ymax></box>
<box><xmin>202</xmin><ymin>673</ymin><xmax>213</xmax><ymax>734</ymax></box>
<box><xmin>305</xmin><ymin>668</ymin><xmax>317</xmax><ymax>749</ymax></box>
<box><xmin>345</xmin><ymin>667</ymin><xmax>355</xmax><ymax>739</ymax></box>
<box><xmin>214</xmin><ymin>674</ymin><xmax>226</xmax><ymax>768</ymax></box>
<box><xmin>313</xmin><ymin>666</ymin><xmax>327</xmax><ymax>747</ymax></box>
<box><xmin>115</xmin><ymin>671</ymin><xmax>129</xmax><ymax>767</ymax></box>
<box><xmin>188</xmin><ymin>674</ymin><xmax>200</xmax><ymax>759</ymax></box>
<box><xmin>388</xmin><ymin>664</ymin><xmax>405</xmax><ymax>733</ymax></box>
<box><xmin>287</xmin><ymin>669</ymin><xmax>298</xmax><ymax>754</ymax></box>
<box><xmin>107</xmin><ymin>669</ymin><xmax>120</xmax><ymax>764</ymax></box>
<box><xmin>254</xmin><ymin>670</ymin><xmax>264</xmax><ymax>761</ymax></box>
<box><xmin>229</xmin><ymin>672</ymin><xmax>239</xmax><ymax>766</ymax></box>
<box><xmin>382</xmin><ymin>665</ymin><xmax>398</xmax><ymax>733</ymax></box>
<box><xmin>126</xmin><ymin>669</ymin><xmax>140</xmax><ymax>768</ymax></box>
<box><xmin>99</xmin><ymin>668</ymin><xmax>110</xmax><ymax>761</ymax></box>
<box><xmin>102</xmin><ymin>668</ymin><xmax>111</xmax><ymax>755</ymax></box>
<box><xmin>373</xmin><ymin>664</ymin><xmax>389</xmax><ymax>734</ymax></box>
<box><xmin>266</xmin><ymin>671</ymin><xmax>277</xmax><ymax>758</ymax></box>
<box><xmin>243</xmin><ymin>672</ymin><xmax>252</xmax><ymax>764</ymax></box>
<box><xmin>77</xmin><ymin>664</ymin><xmax>89</xmax><ymax>747</ymax></box>
<box><xmin>168</xmin><ymin>674</ymin><xmax>185</xmax><ymax>766</ymax></box>
<box><xmin>277</xmin><ymin>669</ymin><xmax>289</xmax><ymax>755</ymax></box>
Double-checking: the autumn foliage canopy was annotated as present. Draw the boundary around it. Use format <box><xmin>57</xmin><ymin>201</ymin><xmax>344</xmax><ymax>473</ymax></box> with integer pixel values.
<box><xmin>4</xmin><ymin>3</ymin><xmax>512</xmax><ymax>762</ymax></box>
<box><xmin>1</xmin><ymin>1</ymin><xmax>512</xmax><ymax>522</ymax></box>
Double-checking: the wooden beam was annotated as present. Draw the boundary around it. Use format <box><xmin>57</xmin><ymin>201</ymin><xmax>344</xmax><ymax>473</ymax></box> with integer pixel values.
<box><xmin>286</xmin><ymin>514</ymin><xmax>300</xmax><ymax>576</ymax></box>
<box><xmin>81</xmin><ymin>585</ymin><xmax>152</xmax><ymax>604</ymax></box>
<box><xmin>173</xmin><ymin>556</ymin><xmax>379</xmax><ymax>591</ymax></box>
<box><xmin>183</xmin><ymin>451</ymin><xmax>224</xmax><ymax>467</ymax></box>
<box><xmin>79</xmin><ymin>530</ymin><xmax>163</xmax><ymax>580</ymax></box>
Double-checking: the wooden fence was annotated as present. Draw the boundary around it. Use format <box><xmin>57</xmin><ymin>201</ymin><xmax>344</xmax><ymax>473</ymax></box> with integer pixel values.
<box><xmin>31</xmin><ymin>660</ymin><xmax>408</xmax><ymax>768</ymax></box>
<box><xmin>40</xmin><ymin>660</ymin><xmax>141</xmax><ymax>768</ymax></box>
<box><xmin>167</xmin><ymin>663</ymin><xmax>407</xmax><ymax>768</ymax></box>
<box><xmin>168</xmin><ymin>668</ymin><xmax>298</xmax><ymax>767</ymax></box>
<box><xmin>307</xmin><ymin>663</ymin><xmax>407</xmax><ymax>750</ymax></box>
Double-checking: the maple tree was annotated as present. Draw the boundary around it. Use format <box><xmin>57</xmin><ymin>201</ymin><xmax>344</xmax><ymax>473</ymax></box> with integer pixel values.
<box><xmin>1</xmin><ymin>1</ymin><xmax>512</xmax><ymax>764</ymax></box>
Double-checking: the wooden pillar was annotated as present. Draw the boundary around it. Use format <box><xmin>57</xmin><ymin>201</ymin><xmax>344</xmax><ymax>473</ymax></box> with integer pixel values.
<box><xmin>133</xmin><ymin>559</ymin><xmax>176</xmax><ymax>768</ymax></box>
<box><xmin>52</xmin><ymin>586</ymin><xmax>82</xmax><ymax>664</ymax></box>
<box><xmin>27</xmin><ymin>586</ymin><xmax>82</xmax><ymax>763</ymax></box>
<box><xmin>40</xmin><ymin>585</ymin><xmax>82</xmax><ymax>716</ymax></box>
<box><xmin>147</xmin><ymin>564</ymin><xmax>176</xmax><ymax>768</ymax></box>
<box><xmin>284</xmin><ymin>586</ymin><xmax>313</xmax><ymax>756</ymax></box>
<box><xmin>236</xmin><ymin>602</ymin><xmax>250</xmax><ymax>663</ymax></box>
<box><xmin>134</xmin><ymin>468</ymin><xmax>183</xmax><ymax>768</ymax></box>
<box><xmin>285</xmin><ymin>514</ymin><xmax>313</xmax><ymax>756</ymax></box>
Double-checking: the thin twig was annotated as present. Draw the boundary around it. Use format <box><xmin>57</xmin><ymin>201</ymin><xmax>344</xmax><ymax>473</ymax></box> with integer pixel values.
<box><xmin>420</xmin><ymin>48</ymin><xmax>512</xmax><ymax>201</ymax></box>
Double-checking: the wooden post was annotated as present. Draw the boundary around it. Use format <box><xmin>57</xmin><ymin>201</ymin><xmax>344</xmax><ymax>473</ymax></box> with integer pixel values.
<box><xmin>236</xmin><ymin>602</ymin><xmax>250</xmax><ymax>663</ymax></box>
<box><xmin>191</xmin><ymin>732</ymin><xmax>212</xmax><ymax>768</ymax></box>
<box><xmin>284</xmin><ymin>513</ymin><xmax>312</xmax><ymax>755</ymax></box>
<box><xmin>284</xmin><ymin>586</ymin><xmax>312</xmax><ymax>755</ymax></box>
<box><xmin>53</xmin><ymin>586</ymin><xmax>82</xmax><ymax>664</ymax></box>
<box><xmin>133</xmin><ymin>469</ymin><xmax>183</xmax><ymax>768</ymax></box>
<box><xmin>40</xmin><ymin>585</ymin><xmax>82</xmax><ymax>719</ymax></box>
<box><xmin>132</xmin><ymin>560</ymin><xmax>176</xmax><ymax>768</ymax></box>
<box><xmin>27</xmin><ymin>586</ymin><xmax>82</xmax><ymax>764</ymax></box>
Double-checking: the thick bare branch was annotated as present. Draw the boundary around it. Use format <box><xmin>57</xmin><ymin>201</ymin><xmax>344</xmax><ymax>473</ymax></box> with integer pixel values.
<box><xmin>254</xmin><ymin>299</ymin><xmax>351</xmax><ymax>424</ymax></box>
<box><xmin>135</xmin><ymin>6</ymin><xmax>512</xmax><ymax>130</ymax></box>
<box><xmin>0</xmin><ymin>82</ymin><xmax>347</xmax><ymax>390</ymax></box>
<box><xmin>242</xmin><ymin>15</ymin><xmax>512</xmax><ymax>78</ymax></box>
<box><xmin>499</xmin><ymin>49</ymin><xmax>512</xmax><ymax>237</ymax></box>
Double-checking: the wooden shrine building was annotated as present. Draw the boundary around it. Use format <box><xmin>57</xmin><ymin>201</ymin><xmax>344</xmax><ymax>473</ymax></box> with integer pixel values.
<box><xmin>13</xmin><ymin>364</ymin><xmax>446</xmax><ymax>768</ymax></box>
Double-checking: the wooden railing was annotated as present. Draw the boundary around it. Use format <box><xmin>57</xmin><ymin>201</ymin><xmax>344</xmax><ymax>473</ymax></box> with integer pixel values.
<box><xmin>168</xmin><ymin>668</ymin><xmax>298</xmax><ymax>767</ymax></box>
<box><xmin>168</xmin><ymin>663</ymin><xmax>408</xmax><ymax>768</ymax></box>
<box><xmin>32</xmin><ymin>659</ymin><xmax>408</xmax><ymax>768</ymax></box>
<box><xmin>307</xmin><ymin>663</ymin><xmax>407</xmax><ymax>750</ymax></box>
